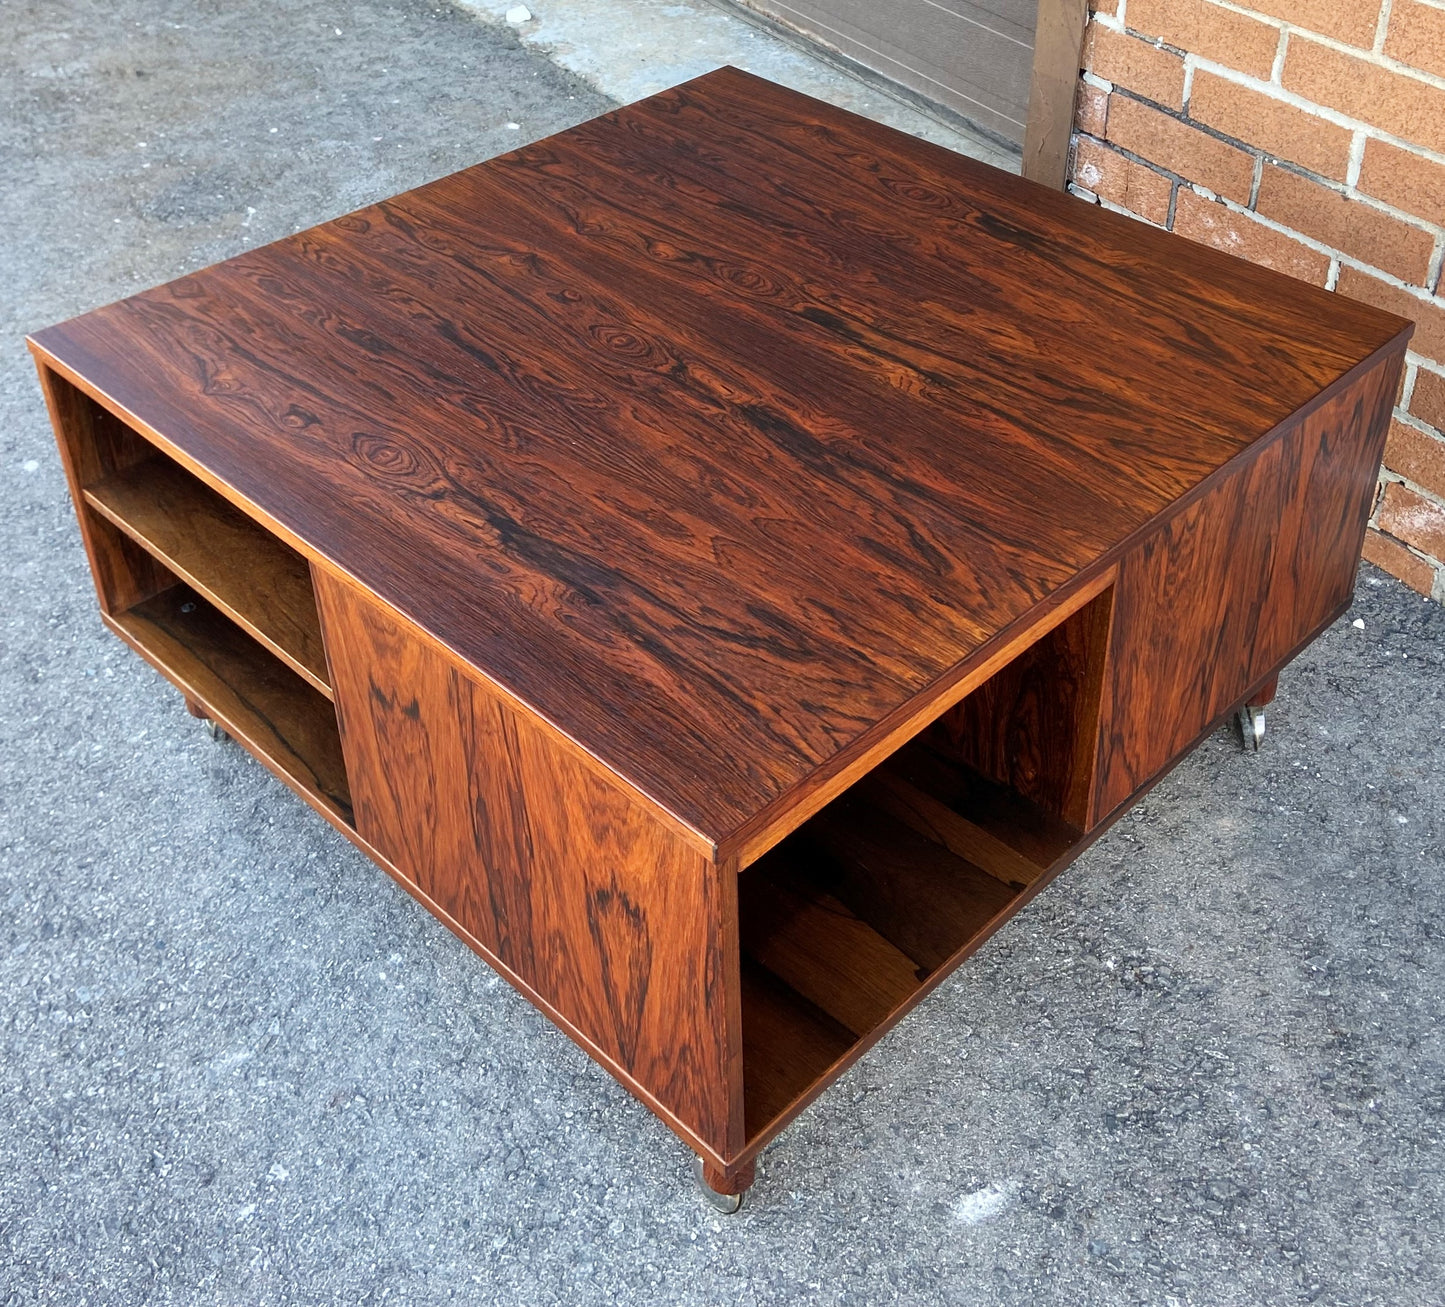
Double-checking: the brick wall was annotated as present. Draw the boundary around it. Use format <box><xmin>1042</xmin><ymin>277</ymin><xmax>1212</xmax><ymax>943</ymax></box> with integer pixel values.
<box><xmin>1070</xmin><ymin>0</ymin><xmax>1445</xmax><ymax>601</ymax></box>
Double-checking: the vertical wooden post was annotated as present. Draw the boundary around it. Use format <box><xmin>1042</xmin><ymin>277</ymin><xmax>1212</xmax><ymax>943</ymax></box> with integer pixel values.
<box><xmin>1021</xmin><ymin>0</ymin><xmax>1090</xmax><ymax>188</ymax></box>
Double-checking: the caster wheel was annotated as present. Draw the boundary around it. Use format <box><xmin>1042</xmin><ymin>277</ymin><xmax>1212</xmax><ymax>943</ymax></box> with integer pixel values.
<box><xmin>1238</xmin><ymin>704</ymin><xmax>1266</xmax><ymax>751</ymax></box>
<box><xmin>693</xmin><ymin>1156</ymin><xmax>745</xmax><ymax>1214</ymax></box>
<box><xmin>185</xmin><ymin>697</ymin><xmax>228</xmax><ymax>741</ymax></box>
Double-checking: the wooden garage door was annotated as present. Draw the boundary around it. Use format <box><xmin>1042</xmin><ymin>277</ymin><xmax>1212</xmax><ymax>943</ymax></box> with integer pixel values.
<box><xmin>745</xmin><ymin>0</ymin><xmax>1036</xmax><ymax>146</ymax></box>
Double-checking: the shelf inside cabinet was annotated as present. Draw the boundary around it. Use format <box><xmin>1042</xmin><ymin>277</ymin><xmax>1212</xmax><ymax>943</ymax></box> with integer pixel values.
<box><xmin>84</xmin><ymin>456</ymin><xmax>331</xmax><ymax>697</ymax></box>
<box><xmin>739</xmin><ymin>736</ymin><xmax>1084</xmax><ymax>1141</ymax></box>
<box><xmin>110</xmin><ymin>583</ymin><xmax>352</xmax><ymax>827</ymax></box>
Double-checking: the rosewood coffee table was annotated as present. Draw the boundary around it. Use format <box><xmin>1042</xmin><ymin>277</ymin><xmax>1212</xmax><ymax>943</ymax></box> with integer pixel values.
<box><xmin>30</xmin><ymin>67</ymin><xmax>1410</xmax><ymax>1208</ymax></box>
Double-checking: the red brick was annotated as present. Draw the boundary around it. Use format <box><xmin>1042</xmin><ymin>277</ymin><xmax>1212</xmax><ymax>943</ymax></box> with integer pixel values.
<box><xmin>1385</xmin><ymin>0</ymin><xmax>1445</xmax><ymax>79</ymax></box>
<box><xmin>1361</xmin><ymin>525</ymin><xmax>1437</xmax><ymax>593</ymax></box>
<box><xmin>1411</xmin><ymin>366</ymin><xmax>1445</xmax><ymax>430</ymax></box>
<box><xmin>1188</xmin><ymin>71</ymin><xmax>1352</xmax><ymax>181</ymax></box>
<box><xmin>1076</xmin><ymin>82</ymin><xmax>1109</xmax><ymax>136</ymax></box>
<box><xmin>1125</xmin><ymin>0</ymin><xmax>1281</xmax><ymax>79</ymax></box>
<box><xmin>1247</xmin><ymin>0</ymin><xmax>1380</xmax><ymax>47</ymax></box>
<box><xmin>1377</xmin><ymin>479</ymin><xmax>1445</xmax><ymax>559</ymax></box>
<box><xmin>1358</xmin><ymin>138</ymin><xmax>1445</xmax><ymax>227</ymax></box>
<box><xmin>1255</xmin><ymin>164</ymin><xmax>1436</xmax><ymax>284</ymax></box>
<box><xmin>1073</xmin><ymin>136</ymin><xmax>1174</xmax><ymax>223</ymax></box>
<box><xmin>1172</xmin><ymin>188</ymin><xmax>1331</xmax><ymax>282</ymax></box>
<box><xmin>1385</xmin><ymin>417</ymin><xmax>1445</xmax><ymax>499</ymax></box>
<box><xmin>1106</xmin><ymin>96</ymin><xmax>1255</xmax><ymax>202</ymax></box>
<box><xmin>1091</xmin><ymin>0</ymin><xmax>1121</xmax><ymax>16</ymax></box>
<box><xmin>1283</xmin><ymin>37</ymin><xmax>1445</xmax><ymax>154</ymax></box>
<box><xmin>1084</xmin><ymin>23</ymin><xmax>1186</xmax><ymax>109</ymax></box>
<box><xmin>1337</xmin><ymin>266</ymin><xmax>1445</xmax><ymax>366</ymax></box>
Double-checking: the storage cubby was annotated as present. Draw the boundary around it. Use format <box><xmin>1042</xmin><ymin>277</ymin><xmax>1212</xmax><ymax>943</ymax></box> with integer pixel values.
<box><xmin>111</xmin><ymin>581</ymin><xmax>352</xmax><ymax>826</ymax></box>
<box><xmin>43</xmin><ymin>368</ymin><xmax>351</xmax><ymax>828</ymax></box>
<box><xmin>738</xmin><ymin>588</ymin><xmax>1111</xmax><ymax>1143</ymax></box>
<box><xmin>84</xmin><ymin>457</ymin><xmax>331</xmax><ymax>696</ymax></box>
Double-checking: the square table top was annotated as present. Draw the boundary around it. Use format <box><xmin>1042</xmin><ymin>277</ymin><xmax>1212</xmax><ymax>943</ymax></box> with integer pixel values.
<box><xmin>31</xmin><ymin>67</ymin><xmax>1409</xmax><ymax>852</ymax></box>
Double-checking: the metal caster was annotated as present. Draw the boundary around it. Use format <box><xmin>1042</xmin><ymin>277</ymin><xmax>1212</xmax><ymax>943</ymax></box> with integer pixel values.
<box><xmin>185</xmin><ymin>696</ymin><xmax>228</xmax><ymax>742</ymax></box>
<box><xmin>693</xmin><ymin>1156</ymin><xmax>745</xmax><ymax>1214</ymax></box>
<box><xmin>1238</xmin><ymin>704</ymin><xmax>1266</xmax><ymax>751</ymax></box>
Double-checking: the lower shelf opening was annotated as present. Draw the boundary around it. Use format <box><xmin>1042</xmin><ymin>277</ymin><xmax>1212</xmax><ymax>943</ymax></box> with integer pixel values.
<box><xmin>111</xmin><ymin>583</ymin><xmax>352</xmax><ymax>826</ymax></box>
<box><xmin>83</xmin><ymin>454</ymin><xmax>331</xmax><ymax>697</ymax></box>
<box><xmin>739</xmin><ymin>737</ymin><xmax>1082</xmax><ymax>1139</ymax></box>
<box><xmin>738</xmin><ymin>579</ymin><xmax>1115</xmax><ymax>1144</ymax></box>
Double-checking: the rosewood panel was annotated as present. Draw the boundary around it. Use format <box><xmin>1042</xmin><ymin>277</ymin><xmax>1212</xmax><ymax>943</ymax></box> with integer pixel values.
<box><xmin>110</xmin><ymin>585</ymin><xmax>351</xmax><ymax>825</ymax></box>
<box><xmin>1093</xmin><ymin>354</ymin><xmax>1401</xmax><ymax>822</ymax></box>
<box><xmin>28</xmin><ymin>67</ymin><xmax>1412</xmax><ymax>851</ymax></box>
<box><xmin>928</xmin><ymin>585</ymin><xmax>1112</xmax><ymax>828</ymax></box>
<box><xmin>312</xmin><ymin>571</ymin><xmax>740</xmax><ymax>1161</ymax></box>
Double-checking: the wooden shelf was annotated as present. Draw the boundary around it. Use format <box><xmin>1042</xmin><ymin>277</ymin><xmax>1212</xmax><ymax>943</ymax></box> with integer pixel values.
<box><xmin>739</xmin><ymin>737</ymin><xmax>1082</xmax><ymax>1141</ymax></box>
<box><xmin>110</xmin><ymin>584</ymin><xmax>352</xmax><ymax>827</ymax></box>
<box><xmin>84</xmin><ymin>457</ymin><xmax>331</xmax><ymax>697</ymax></box>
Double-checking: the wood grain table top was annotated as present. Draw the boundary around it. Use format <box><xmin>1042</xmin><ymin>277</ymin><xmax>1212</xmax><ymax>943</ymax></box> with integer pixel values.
<box><xmin>30</xmin><ymin>67</ymin><xmax>1410</xmax><ymax>851</ymax></box>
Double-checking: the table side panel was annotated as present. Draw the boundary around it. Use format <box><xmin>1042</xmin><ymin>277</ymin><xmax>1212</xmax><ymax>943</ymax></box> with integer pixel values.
<box><xmin>1093</xmin><ymin>351</ymin><xmax>1401</xmax><ymax>822</ymax></box>
<box><xmin>931</xmin><ymin>583</ymin><xmax>1114</xmax><ymax>829</ymax></box>
<box><xmin>313</xmin><ymin>571</ymin><xmax>740</xmax><ymax>1159</ymax></box>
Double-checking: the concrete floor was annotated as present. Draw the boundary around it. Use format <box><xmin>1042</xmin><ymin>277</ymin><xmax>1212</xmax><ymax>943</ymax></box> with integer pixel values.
<box><xmin>452</xmin><ymin>0</ymin><xmax>1020</xmax><ymax>168</ymax></box>
<box><xmin>1</xmin><ymin>2</ymin><xmax>1442</xmax><ymax>1304</ymax></box>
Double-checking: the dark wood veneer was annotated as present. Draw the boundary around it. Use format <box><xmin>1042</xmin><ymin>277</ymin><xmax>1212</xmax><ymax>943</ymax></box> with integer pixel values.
<box><xmin>29</xmin><ymin>66</ymin><xmax>1408</xmax><ymax>852</ymax></box>
<box><xmin>1093</xmin><ymin>354</ymin><xmax>1400</xmax><ymax>822</ymax></box>
<box><xmin>30</xmin><ymin>67</ymin><xmax>1410</xmax><ymax>1196</ymax></box>
<box><xmin>313</xmin><ymin>570</ymin><xmax>739</xmax><ymax>1158</ymax></box>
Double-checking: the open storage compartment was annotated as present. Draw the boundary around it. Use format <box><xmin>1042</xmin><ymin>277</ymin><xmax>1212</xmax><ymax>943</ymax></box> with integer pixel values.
<box><xmin>42</xmin><ymin>367</ymin><xmax>352</xmax><ymax>828</ymax></box>
<box><xmin>738</xmin><ymin>586</ymin><xmax>1113</xmax><ymax>1143</ymax></box>
<box><xmin>84</xmin><ymin>456</ymin><xmax>332</xmax><ymax>696</ymax></box>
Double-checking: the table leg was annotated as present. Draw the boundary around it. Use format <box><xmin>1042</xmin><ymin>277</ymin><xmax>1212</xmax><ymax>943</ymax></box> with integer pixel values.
<box><xmin>695</xmin><ymin>1156</ymin><xmax>755</xmax><ymax>1213</ymax></box>
<box><xmin>184</xmin><ymin>695</ymin><xmax>227</xmax><ymax>741</ymax></box>
<box><xmin>1247</xmin><ymin>674</ymin><xmax>1279</xmax><ymax>709</ymax></box>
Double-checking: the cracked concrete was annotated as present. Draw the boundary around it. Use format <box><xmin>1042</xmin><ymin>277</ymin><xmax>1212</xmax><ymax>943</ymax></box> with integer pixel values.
<box><xmin>1</xmin><ymin>1</ymin><xmax>1442</xmax><ymax>1304</ymax></box>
